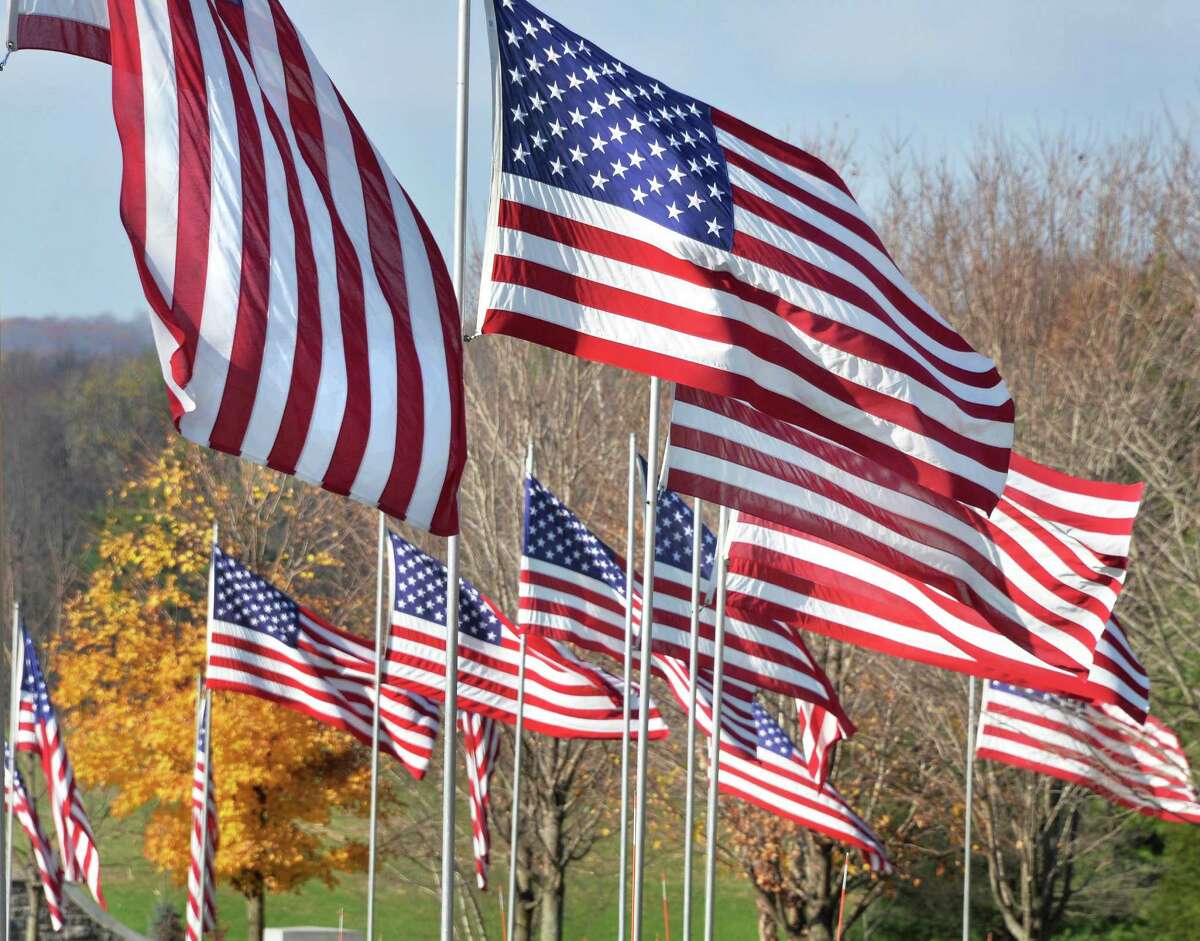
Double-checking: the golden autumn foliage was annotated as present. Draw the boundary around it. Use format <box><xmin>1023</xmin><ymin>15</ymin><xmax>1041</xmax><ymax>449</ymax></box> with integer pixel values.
<box><xmin>53</xmin><ymin>444</ymin><xmax>377</xmax><ymax>901</ymax></box>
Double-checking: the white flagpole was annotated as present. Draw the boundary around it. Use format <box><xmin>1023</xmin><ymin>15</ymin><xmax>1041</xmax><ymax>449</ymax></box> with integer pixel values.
<box><xmin>680</xmin><ymin>496</ymin><xmax>704</xmax><ymax>938</ymax></box>
<box><xmin>702</xmin><ymin>506</ymin><xmax>731</xmax><ymax>941</ymax></box>
<box><xmin>441</xmin><ymin>0</ymin><xmax>471</xmax><ymax>934</ymax></box>
<box><xmin>617</xmin><ymin>431</ymin><xmax>637</xmax><ymax>941</ymax></box>
<box><xmin>4</xmin><ymin>601</ymin><xmax>20</xmax><ymax>941</ymax></box>
<box><xmin>962</xmin><ymin>675</ymin><xmax>976</xmax><ymax>941</ymax></box>
<box><xmin>631</xmin><ymin>376</ymin><xmax>662</xmax><ymax>941</ymax></box>
<box><xmin>505</xmin><ymin>443</ymin><xmax>534</xmax><ymax>941</ymax></box>
<box><xmin>196</xmin><ymin>679</ymin><xmax>214</xmax><ymax>940</ymax></box>
<box><xmin>366</xmin><ymin>512</ymin><xmax>387</xmax><ymax>941</ymax></box>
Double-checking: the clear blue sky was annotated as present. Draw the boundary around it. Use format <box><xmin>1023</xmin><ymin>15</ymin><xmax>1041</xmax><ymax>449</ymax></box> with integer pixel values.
<box><xmin>1</xmin><ymin>0</ymin><xmax>1196</xmax><ymax>319</ymax></box>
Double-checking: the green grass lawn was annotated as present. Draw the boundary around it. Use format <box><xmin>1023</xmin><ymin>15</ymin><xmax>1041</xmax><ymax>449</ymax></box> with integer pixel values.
<box><xmin>93</xmin><ymin>814</ymin><xmax>760</xmax><ymax>940</ymax></box>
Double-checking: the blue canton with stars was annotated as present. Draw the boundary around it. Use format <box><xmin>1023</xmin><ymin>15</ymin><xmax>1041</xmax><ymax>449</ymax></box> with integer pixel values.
<box><xmin>20</xmin><ymin>629</ymin><xmax>57</xmax><ymax>722</ymax></box>
<box><xmin>990</xmin><ymin>681</ymin><xmax>1074</xmax><ymax>710</ymax></box>
<box><xmin>523</xmin><ymin>476</ymin><xmax>628</xmax><ymax>597</ymax></box>
<box><xmin>752</xmin><ymin>701</ymin><xmax>798</xmax><ymax>759</ymax></box>
<box><xmin>493</xmin><ymin>0</ymin><xmax>734</xmax><ymax>249</ymax></box>
<box><xmin>652</xmin><ymin>480</ymin><xmax>717</xmax><ymax>582</ymax></box>
<box><xmin>212</xmin><ymin>548</ymin><xmax>301</xmax><ymax>647</ymax></box>
<box><xmin>388</xmin><ymin>533</ymin><xmax>505</xmax><ymax>646</ymax></box>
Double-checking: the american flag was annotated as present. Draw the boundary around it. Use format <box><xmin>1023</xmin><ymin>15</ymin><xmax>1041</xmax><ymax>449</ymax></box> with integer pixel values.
<box><xmin>2</xmin><ymin>0</ymin><xmax>110</xmax><ymax>63</ymax></box>
<box><xmin>16</xmin><ymin>625</ymin><xmax>104</xmax><ymax>907</ymax></box>
<box><xmin>186</xmin><ymin>695</ymin><xmax>217</xmax><ymax>941</ymax></box>
<box><xmin>92</xmin><ymin>0</ymin><xmax>467</xmax><ymax>535</ymax></box>
<box><xmin>386</xmin><ymin>533</ymin><xmax>667</xmax><ymax>740</ymax></box>
<box><xmin>478</xmin><ymin>0</ymin><xmax>1014</xmax><ymax>513</ymax></box>
<box><xmin>656</xmin><ymin>657</ymin><xmax>888</xmax><ymax>871</ymax></box>
<box><xmin>795</xmin><ymin>699</ymin><xmax>846</xmax><ymax>788</ymax></box>
<box><xmin>458</xmin><ymin>711</ymin><xmax>502</xmax><ymax>890</ymax></box>
<box><xmin>650</xmin><ymin>473</ymin><xmax>856</xmax><ymax>717</ymax></box>
<box><xmin>5</xmin><ymin>742</ymin><xmax>65</xmax><ymax>932</ymax></box>
<box><xmin>976</xmin><ymin>683</ymin><xmax>1200</xmax><ymax>826</ymax></box>
<box><xmin>669</xmin><ymin>388</ymin><xmax>1132</xmax><ymax>678</ymax></box>
<box><xmin>206</xmin><ymin>547</ymin><xmax>442</xmax><ymax>779</ymax></box>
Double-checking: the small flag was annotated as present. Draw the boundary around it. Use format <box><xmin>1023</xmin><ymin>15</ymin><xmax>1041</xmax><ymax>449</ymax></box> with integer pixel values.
<box><xmin>16</xmin><ymin>624</ymin><xmax>104</xmax><ymax>907</ymax></box>
<box><xmin>459</xmin><ymin>711</ymin><xmax>502</xmax><ymax>890</ymax></box>
<box><xmin>207</xmin><ymin>547</ymin><xmax>442</xmax><ymax>779</ymax></box>
<box><xmin>5</xmin><ymin>742</ymin><xmax>65</xmax><ymax>931</ymax></box>
<box><xmin>185</xmin><ymin>695</ymin><xmax>217</xmax><ymax>941</ymax></box>
<box><xmin>977</xmin><ymin>683</ymin><xmax>1200</xmax><ymax>825</ymax></box>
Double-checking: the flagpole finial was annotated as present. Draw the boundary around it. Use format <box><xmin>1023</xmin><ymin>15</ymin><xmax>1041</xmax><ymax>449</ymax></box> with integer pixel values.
<box><xmin>525</xmin><ymin>440</ymin><xmax>534</xmax><ymax>476</ymax></box>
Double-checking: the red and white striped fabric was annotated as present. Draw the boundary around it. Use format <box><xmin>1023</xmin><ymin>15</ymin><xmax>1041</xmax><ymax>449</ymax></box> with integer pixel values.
<box><xmin>657</xmin><ymin>657</ymin><xmax>890</xmax><ymax>871</ymax></box>
<box><xmin>386</xmin><ymin>533</ymin><xmax>669</xmax><ymax>741</ymax></box>
<box><xmin>2</xmin><ymin>0</ymin><xmax>111</xmax><ymax>63</ymax></box>
<box><xmin>459</xmin><ymin>711</ymin><xmax>502</xmax><ymax>891</ymax></box>
<box><xmin>185</xmin><ymin>695</ymin><xmax>217</xmax><ymax>941</ymax></box>
<box><xmin>724</xmin><ymin>513</ymin><xmax>1151</xmax><ymax>723</ymax></box>
<box><xmin>5</xmin><ymin>743</ymin><xmax>66</xmax><ymax>932</ymax></box>
<box><xmin>796</xmin><ymin>699</ymin><xmax>846</xmax><ymax>788</ymax></box>
<box><xmin>16</xmin><ymin>626</ymin><xmax>105</xmax><ymax>908</ymax></box>
<box><xmin>206</xmin><ymin>548</ymin><xmax>441</xmax><ymax>779</ymax></box>
<box><xmin>103</xmin><ymin>0</ymin><xmax>466</xmax><ymax>534</ymax></box>
<box><xmin>669</xmin><ymin>388</ymin><xmax>1131</xmax><ymax>676</ymax></box>
<box><xmin>480</xmin><ymin>0</ymin><xmax>1014</xmax><ymax>513</ymax></box>
<box><xmin>976</xmin><ymin>683</ymin><xmax>1200</xmax><ymax>825</ymax></box>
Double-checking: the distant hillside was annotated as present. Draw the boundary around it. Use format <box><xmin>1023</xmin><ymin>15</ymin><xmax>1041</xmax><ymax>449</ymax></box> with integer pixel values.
<box><xmin>0</xmin><ymin>315</ymin><xmax>153</xmax><ymax>360</ymax></box>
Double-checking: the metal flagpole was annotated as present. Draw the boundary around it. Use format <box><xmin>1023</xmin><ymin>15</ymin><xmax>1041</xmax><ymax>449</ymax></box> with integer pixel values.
<box><xmin>962</xmin><ymin>675</ymin><xmax>976</xmax><ymax>941</ymax></box>
<box><xmin>441</xmin><ymin>0</ymin><xmax>471</xmax><ymax>934</ymax></box>
<box><xmin>616</xmin><ymin>431</ymin><xmax>636</xmax><ymax>941</ymax></box>
<box><xmin>4</xmin><ymin>601</ymin><xmax>21</xmax><ymax>941</ymax></box>
<box><xmin>505</xmin><ymin>443</ymin><xmax>534</xmax><ymax>941</ymax></box>
<box><xmin>680</xmin><ymin>496</ymin><xmax>704</xmax><ymax>938</ymax></box>
<box><xmin>366</xmin><ymin>513</ymin><xmax>387</xmax><ymax>941</ymax></box>
<box><xmin>196</xmin><ymin>680</ymin><xmax>214</xmax><ymax>941</ymax></box>
<box><xmin>834</xmin><ymin>854</ymin><xmax>849</xmax><ymax>941</ymax></box>
<box><xmin>702</xmin><ymin>506</ymin><xmax>731</xmax><ymax>941</ymax></box>
<box><xmin>630</xmin><ymin>376</ymin><xmax>662</xmax><ymax>941</ymax></box>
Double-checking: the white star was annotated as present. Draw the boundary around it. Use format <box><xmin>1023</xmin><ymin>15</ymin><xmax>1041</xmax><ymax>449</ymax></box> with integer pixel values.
<box><xmin>659</xmin><ymin>106</ymin><xmax>673</xmax><ymax>123</ymax></box>
<box><xmin>600</xmin><ymin>62</ymin><xmax>613</xmax><ymax>77</ymax></box>
<box><xmin>528</xmin><ymin>91</ymin><xmax>546</xmax><ymax>112</ymax></box>
<box><xmin>667</xmin><ymin>134</ymin><xmax>680</xmax><ymax>148</ymax></box>
<box><xmin>549</xmin><ymin>157</ymin><xmax>566</xmax><ymax>176</ymax></box>
<box><xmin>627</xmin><ymin>149</ymin><xmax>645</xmax><ymax>169</ymax></box>
<box><xmin>522</xmin><ymin>19</ymin><xmax>538</xmax><ymax>37</ymax></box>
<box><xmin>703</xmin><ymin>153</ymin><xmax>719</xmax><ymax>170</ymax></box>
<box><xmin>609</xmin><ymin>124</ymin><xmax>627</xmax><ymax>144</ymax></box>
<box><xmin>673</xmin><ymin>105</ymin><xmax>686</xmax><ymax>119</ymax></box>
<box><xmin>525</xmin><ymin>54</ymin><xmax>543</xmax><ymax>74</ymax></box>
<box><xmin>610</xmin><ymin>158</ymin><xmax>628</xmax><ymax>178</ymax></box>
<box><xmin>568</xmin><ymin>145</ymin><xmax>587</xmax><ymax>164</ymax></box>
<box><xmin>650</xmin><ymin>82</ymin><xmax>664</xmax><ymax>97</ymax></box>
<box><xmin>582</xmin><ymin>64</ymin><xmax>599</xmax><ymax>83</ymax></box>
<box><xmin>504</xmin><ymin>28</ymin><xmax>520</xmax><ymax>46</ymax></box>
<box><xmin>590</xmin><ymin>133</ymin><xmax>608</xmax><ymax>152</ymax></box>
<box><xmin>510</xmin><ymin>103</ymin><xmax>527</xmax><ymax>124</ymax></box>
<box><xmin>562</xmin><ymin>42</ymin><xmax>576</xmax><ymax>58</ymax></box>
<box><xmin>568</xmin><ymin>107</ymin><xmax>586</xmax><ymax>126</ymax></box>
<box><xmin>567</xmin><ymin>72</ymin><xmax>584</xmax><ymax>91</ymax></box>
<box><xmin>544</xmin><ymin>45</ymin><xmax>561</xmax><ymax>66</ymax></box>
<box><xmin>508</xmin><ymin>67</ymin><xmax>525</xmax><ymax>85</ymax></box>
<box><xmin>636</xmin><ymin>85</ymin><xmax>649</xmax><ymax>98</ymax></box>
<box><xmin>630</xmin><ymin>185</ymin><xmax>648</xmax><ymax>205</ymax></box>
<box><xmin>530</xmin><ymin>130</ymin><xmax>547</xmax><ymax>150</ymax></box>
<box><xmin>688</xmin><ymin>102</ymin><xmax>701</xmax><ymax>116</ymax></box>
<box><xmin>537</xmin><ymin>16</ymin><xmax>553</xmax><ymax>31</ymax></box>
<box><xmin>548</xmin><ymin>118</ymin><xmax>566</xmax><ymax>138</ymax></box>
<box><xmin>688</xmin><ymin>158</ymin><xmax>702</xmax><ymax>175</ymax></box>
<box><xmin>648</xmin><ymin>140</ymin><xmax>667</xmax><ymax>159</ymax></box>
<box><xmin>576</xmin><ymin>40</ymin><xmax>590</xmax><ymax>54</ymax></box>
<box><xmin>627</xmin><ymin>114</ymin><xmax>645</xmax><ymax>134</ymax></box>
<box><xmin>588</xmin><ymin>97</ymin><xmax>606</xmax><ymax>116</ymax></box>
<box><xmin>501</xmin><ymin>0</ymin><xmax>513</xmax><ymax>8</ymax></box>
<box><xmin>665</xmin><ymin>201</ymin><xmax>683</xmax><ymax>221</ymax></box>
<box><xmin>681</xmin><ymin>130</ymin><xmax>695</xmax><ymax>147</ymax></box>
<box><xmin>647</xmin><ymin>176</ymin><xmax>664</xmax><ymax>195</ymax></box>
<box><xmin>707</xmin><ymin>182</ymin><xmax>725</xmax><ymax>200</ymax></box>
<box><xmin>546</xmin><ymin>81</ymin><xmax>565</xmax><ymax>102</ymax></box>
<box><xmin>667</xmin><ymin>165</ymin><xmax>686</xmax><ymax>185</ymax></box>
<box><xmin>614</xmin><ymin>62</ymin><xmax>628</xmax><ymax>76</ymax></box>
<box><xmin>605</xmin><ymin>90</ymin><xmax>623</xmax><ymax>108</ymax></box>
<box><xmin>686</xmin><ymin>190</ymin><xmax>706</xmax><ymax>211</ymax></box>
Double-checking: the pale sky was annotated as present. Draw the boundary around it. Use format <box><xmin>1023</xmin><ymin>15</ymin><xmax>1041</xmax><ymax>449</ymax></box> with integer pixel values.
<box><xmin>1</xmin><ymin>0</ymin><xmax>1196</xmax><ymax>319</ymax></box>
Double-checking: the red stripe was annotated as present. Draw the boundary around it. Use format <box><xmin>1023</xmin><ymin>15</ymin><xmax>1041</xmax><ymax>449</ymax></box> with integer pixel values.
<box><xmin>710</xmin><ymin>109</ymin><xmax>854</xmax><ymax>199</ymax></box>
<box><xmin>16</xmin><ymin>13</ymin><xmax>111</xmax><ymax>63</ymax></box>
<box><xmin>266</xmin><ymin>0</ymin><xmax>370</xmax><ymax>498</ymax></box>
<box><xmin>207</xmin><ymin>20</ymin><xmax>273</xmax><ymax>455</ymax></box>
<box><xmin>1008</xmin><ymin>453</ymin><xmax>1146</xmax><ymax>503</ymax></box>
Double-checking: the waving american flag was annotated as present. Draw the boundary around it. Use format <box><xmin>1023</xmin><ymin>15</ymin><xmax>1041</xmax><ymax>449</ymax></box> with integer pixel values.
<box><xmin>16</xmin><ymin>625</ymin><xmax>104</xmax><ymax>907</ymax></box>
<box><xmin>5</xmin><ymin>742</ymin><xmax>65</xmax><ymax>932</ymax></box>
<box><xmin>459</xmin><ymin>711</ymin><xmax>502</xmax><ymax>890</ymax></box>
<box><xmin>206</xmin><ymin>547</ymin><xmax>442</xmax><ymax>779</ymax></box>
<box><xmin>479</xmin><ymin>0</ymin><xmax>1013</xmax><ymax>512</ymax></box>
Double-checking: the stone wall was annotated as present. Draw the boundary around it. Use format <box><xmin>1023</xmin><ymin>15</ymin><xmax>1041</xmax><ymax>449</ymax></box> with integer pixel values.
<box><xmin>8</xmin><ymin>879</ymin><xmax>124</xmax><ymax>941</ymax></box>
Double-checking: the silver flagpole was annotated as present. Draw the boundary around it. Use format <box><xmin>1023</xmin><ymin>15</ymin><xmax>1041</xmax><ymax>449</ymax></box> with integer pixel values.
<box><xmin>702</xmin><ymin>506</ymin><xmax>731</xmax><ymax>941</ymax></box>
<box><xmin>962</xmin><ymin>675</ymin><xmax>976</xmax><ymax>941</ymax></box>
<box><xmin>616</xmin><ymin>431</ymin><xmax>637</xmax><ymax>941</ymax></box>
<box><xmin>366</xmin><ymin>513</ymin><xmax>387</xmax><ymax>941</ymax></box>
<box><xmin>680</xmin><ymin>496</ymin><xmax>704</xmax><ymax>938</ymax></box>
<box><xmin>505</xmin><ymin>443</ymin><xmax>534</xmax><ymax>941</ymax></box>
<box><xmin>631</xmin><ymin>376</ymin><xmax>661</xmax><ymax>941</ymax></box>
<box><xmin>441</xmin><ymin>0</ymin><xmax>471</xmax><ymax>934</ymax></box>
<box><xmin>4</xmin><ymin>601</ymin><xmax>21</xmax><ymax>941</ymax></box>
<box><xmin>196</xmin><ymin>680</ymin><xmax>213</xmax><ymax>940</ymax></box>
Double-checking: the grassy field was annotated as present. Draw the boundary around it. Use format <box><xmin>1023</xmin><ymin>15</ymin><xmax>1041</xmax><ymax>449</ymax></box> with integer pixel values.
<box><xmin>95</xmin><ymin>816</ymin><xmax>761</xmax><ymax>940</ymax></box>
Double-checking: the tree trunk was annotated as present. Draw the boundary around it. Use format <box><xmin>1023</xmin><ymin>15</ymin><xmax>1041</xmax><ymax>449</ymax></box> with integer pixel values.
<box><xmin>536</xmin><ymin>800</ymin><xmax>564</xmax><ymax>941</ymax></box>
<box><xmin>755</xmin><ymin>895</ymin><xmax>777</xmax><ymax>941</ymax></box>
<box><xmin>245</xmin><ymin>881</ymin><xmax>266</xmax><ymax>941</ymax></box>
<box><xmin>24</xmin><ymin>878</ymin><xmax>40</xmax><ymax>941</ymax></box>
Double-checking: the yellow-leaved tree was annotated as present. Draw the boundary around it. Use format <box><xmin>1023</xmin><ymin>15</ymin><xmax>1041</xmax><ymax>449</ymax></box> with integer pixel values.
<box><xmin>54</xmin><ymin>441</ymin><xmax>380</xmax><ymax>940</ymax></box>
